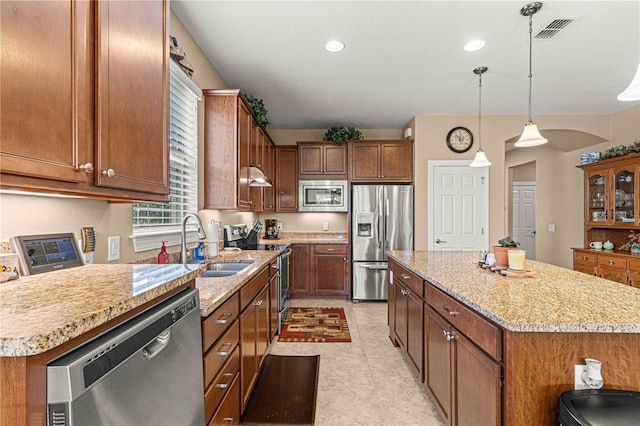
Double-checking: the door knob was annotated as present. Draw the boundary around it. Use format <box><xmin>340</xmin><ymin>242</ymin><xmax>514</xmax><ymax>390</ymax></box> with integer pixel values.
<box><xmin>435</xmin><ymin>239</ymin><xmax>447</xmax><ymax>244</ymax></box>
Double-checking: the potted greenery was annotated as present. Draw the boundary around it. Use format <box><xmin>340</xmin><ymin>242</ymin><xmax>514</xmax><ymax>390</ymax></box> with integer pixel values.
<box><xmin>245</xmin><ymin>94</ymin><xmax>270</xmax><ymax>128</ymax></box>
<box><xmin>323</xmin><ymin>126</ymin><xmax>363</xmax><ymax>145</ymax></box>
<box><xmin>493</xmin><ymin>236</ymin><xmax>520</xmax><ymax>267</ymax></box>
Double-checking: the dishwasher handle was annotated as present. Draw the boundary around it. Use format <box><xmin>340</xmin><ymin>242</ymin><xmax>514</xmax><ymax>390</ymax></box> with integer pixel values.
<box><xmin>142</xmin><ymin>329</ymin><xmax>172</xmax><ymax>360</ymax></box>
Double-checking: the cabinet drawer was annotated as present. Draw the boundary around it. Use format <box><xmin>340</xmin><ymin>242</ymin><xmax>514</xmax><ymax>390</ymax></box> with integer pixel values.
<box><xmin>394</xmin><ymin>263</ymin><xmax>423</xmax><ymax>297</ymax></box>
<box><xmin>209</xmin><ymin>372</ymin><xmax>240</xmax><ymax>426</ymax></box>
<box><xmin>598</xmin><ymin>267</ymin><xmax>627</xmax><ymax>284</ymax></box>
<box><xmin>240</xmin><ymin>267</ymin><xmax>269</xmax><ymax>311</ymax></box>
<box><xmin>203</xmin><ymin>293</ymin><xmax>239</xmax><ymax>352</ymax></box>
<box><xmin>425</xmin><ymin>284</ymin><xmax>502</xmax><ymax>361</ymax></box>
<box><xmin>628</xmin><ymin>257</ymin><xmax>640</xmax><ymax>272</ymax></box>
<box><xmin>574</xmin><ymin>264</ymin><xmax>596</xmax><ymax>276</ymax></box>
<box><xmin>205</xmin><ymin>346</ymin><xmax>240</xmax><ymax>424</ymax></box>
<box><xmin>597</xmin><ymin>254</ymin><xmax>626</xmax><ymax>271</ymax></box>
<box><xmin>573</xmin><ymin>250</ymin><xmax>597</xmax><ymax>266</ymax></box>
<box><xmin>314</xmin><ymin>244</ymin><xmax>347</xmax><ymax>255</ymax></box>
<box><xmin>204</xmin><ymin>319</ymin><xmax>239</xmax><ymax>387</ymax></box>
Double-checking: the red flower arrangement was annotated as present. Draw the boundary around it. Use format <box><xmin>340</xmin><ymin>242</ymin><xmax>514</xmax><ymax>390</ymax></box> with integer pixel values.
<box><xmin>620</xmin><ymin>230</ymin><xmax>640</xmax><ymax>251</ymax></box>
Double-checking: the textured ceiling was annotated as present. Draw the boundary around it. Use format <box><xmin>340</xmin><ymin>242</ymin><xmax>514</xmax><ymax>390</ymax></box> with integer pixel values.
<box><xmin>172</xmin><ymin>1</ymin><xmax>640</xmax><ymax>129</ymax></box>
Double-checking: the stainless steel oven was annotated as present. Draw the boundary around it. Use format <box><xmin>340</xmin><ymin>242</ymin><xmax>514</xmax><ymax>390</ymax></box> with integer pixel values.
<box><xmin>299</xmin><ymin>180</ymin><xmax>348</xmax><ymax>212</ymax></box>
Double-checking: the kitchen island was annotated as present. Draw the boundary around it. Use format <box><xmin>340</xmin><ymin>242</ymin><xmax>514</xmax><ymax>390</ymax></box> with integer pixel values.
<box><xmin>387</xmin><ymin>250</ymin><xmax>640</xmax><ymax>426</ymax></box>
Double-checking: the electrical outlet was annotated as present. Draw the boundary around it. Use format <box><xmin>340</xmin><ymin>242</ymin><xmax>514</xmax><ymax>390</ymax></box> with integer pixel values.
<box><xmin>549</xmin><ymin>223</ymin><xmax>556</xmax><ymax>232</ymax></box>
<box><xmin>322</xmin><ymin>221</ymin><xmax>329</xmax><ymax>231</ymax></box>
<box><xmin>84</xmin><ymin>252</ymin><xmax>94</xmax><ymax>264</ymax></box>
<box><xmin>574</xmin><ymin>365</ymin><xmax>587</xmax><ymax>390</ymax></box>
<box><xmin>277</xmin><ymin>222</ymin><xmax>283</xmax><ymax>231</ymax></box>
<box><xmin>108</xmin><ymin>236</ymin><xmax>120</xmax><ymax>261</ymax></box>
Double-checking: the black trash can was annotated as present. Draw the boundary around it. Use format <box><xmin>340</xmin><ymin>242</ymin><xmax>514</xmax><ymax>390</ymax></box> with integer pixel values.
<box><xmin>559</xmin><ymin>389</ymin><xmax>640</xmax><ymax>426</ymax></box>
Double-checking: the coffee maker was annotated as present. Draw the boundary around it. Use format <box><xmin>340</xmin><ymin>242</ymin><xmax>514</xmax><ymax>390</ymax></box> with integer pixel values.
<box><xmin>264</xmin><ymin>219</ymin><xmax>279</xmax><ymax>239</ymax></box>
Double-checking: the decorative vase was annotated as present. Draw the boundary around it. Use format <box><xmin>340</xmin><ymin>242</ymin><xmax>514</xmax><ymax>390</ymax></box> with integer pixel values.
<box><xmin>632</xmin><ymin>246</ymin><xmax>640</xmax><ymax>255</ymax></box>
<box><xmin>493</xmin><ymin>246</ymin><xmax>515</xmax><ymax>267</ymax></box>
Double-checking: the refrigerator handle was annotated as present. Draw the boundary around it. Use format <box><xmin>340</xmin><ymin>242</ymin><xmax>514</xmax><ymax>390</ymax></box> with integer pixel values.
<box><xmin>385</xmin><ymin>198</ymin><xmax>390</xmax><ymax>249</ymax></box>
<box><xmin>378</xmin><ymin>198</ymin><xmax>384</xmax><ymax>249</ymax></box>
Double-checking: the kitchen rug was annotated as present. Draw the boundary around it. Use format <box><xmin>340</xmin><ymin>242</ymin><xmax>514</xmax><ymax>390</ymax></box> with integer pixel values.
<box><xmin>242</xmin><ymin>354</ymin><xmax>320</xmax><ymax>426</ymax></box>
<box><xmin>278</xmin><ymin>307</ymin><xmax>351</xmax><ymax>342</ymax></box>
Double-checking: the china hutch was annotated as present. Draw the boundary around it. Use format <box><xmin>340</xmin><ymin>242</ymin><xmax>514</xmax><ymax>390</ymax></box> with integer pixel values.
<box><xmin>574</xmin><ymin>153</ymin><xmax>640</xmax><ymax>287</ymax></box>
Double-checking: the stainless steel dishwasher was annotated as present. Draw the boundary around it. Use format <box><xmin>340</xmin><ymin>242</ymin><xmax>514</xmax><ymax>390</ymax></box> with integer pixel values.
<box><xmin>47</xmin><ymin>288</ymin><xmax>205</xmax><ymax>426</ymax></box>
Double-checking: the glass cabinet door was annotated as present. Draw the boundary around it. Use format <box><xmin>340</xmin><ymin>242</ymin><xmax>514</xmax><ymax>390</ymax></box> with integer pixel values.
<box><xmin>588</xmin><ymin>172</ymin><xmax>608</xmax><ymax>223</ymax></box>
<box><xmin>613</xmin><ymin>167</ymin><xmax>636</xmax><ymax>224</ymax></box>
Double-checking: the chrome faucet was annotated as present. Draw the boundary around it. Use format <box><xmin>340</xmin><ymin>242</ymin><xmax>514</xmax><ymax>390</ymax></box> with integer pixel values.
<box><xmin>181</xmin><ymin>213</ymin><xmax>207</xmax><ymax>264</ymax></box>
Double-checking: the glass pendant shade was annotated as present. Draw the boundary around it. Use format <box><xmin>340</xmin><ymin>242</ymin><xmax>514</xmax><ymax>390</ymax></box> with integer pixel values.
<box><xmin>514</xmin><ymin>121</ymin><xmax>548</xmax><ymax>147</ymax></box>
<box><xmin>470</xmin><ymin>149</ymin><xmax>491</xmax><ymax>167</ymax></box>
<box><xmin>618</xmin><ymin>64</ymin><xmax>640</xmax><ymax>101</ymax></box>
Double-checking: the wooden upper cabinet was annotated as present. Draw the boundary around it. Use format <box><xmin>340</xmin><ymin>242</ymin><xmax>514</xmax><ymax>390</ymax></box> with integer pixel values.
<box><xmin>348</xmin><ymin>140</ymin><xmax>413</xmax><ymax>183</ymax></box>
<box><xmin>0</xmin><ymin>0</ymin><xmax>170</xmax><ymax>201</ymax></box>
<box><xmin>250</xmin><ymin>126</ymin><xmax>275</xmax><ymax>212</ymax></box>
<box><xmin>275</xmin><ymin>146</ymin><xmax>298</xmax><ymax>212</ymax></box>
<box><xmin>1</xmin><ymin>0</ymin><xmax>92</xmax><ymax>183</ymax></box>
<box><xmin>203</xmin><ymin>90</ymin><xmax>253</xmax><ymax>210</ymax></box>
<box><xmin>297</xmin><ymin>142</ymin><xmax>347</xmax><ymax>180</ymax></box>
<box><xmin>262</xmin><ymin>134</ymin><xmax>275</xmax><ymax>212</ymax></box>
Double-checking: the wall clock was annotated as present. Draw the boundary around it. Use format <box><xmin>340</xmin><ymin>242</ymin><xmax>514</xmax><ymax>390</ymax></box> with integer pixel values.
<box><xmin>446</xmin><ymin>127</ymin><xmax>473</xmax><ymax>153</ymax></box>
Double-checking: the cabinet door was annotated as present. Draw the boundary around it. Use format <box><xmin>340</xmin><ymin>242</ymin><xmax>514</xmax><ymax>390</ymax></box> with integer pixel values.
<box><xmin>96</xmin><ymin>0</ymin><xmax>169</xmax><ymax>195</ymax></box>
<box><xmin>349</xmin><ymin>143</ymin><xmax>381</xmax><ymax>181</ymax></box>
<box><xmin>256</xmin><ymin>286</ymin><xmax>270</xmax><ymax>369</ymax></box>
<box><xmin>323</xmin><ymin>145</ymin><xmax>347</xmax><ymax>176</ymax></box>
<box><xmin>388</xmin><ymin>273</ymin><xmax>397</xmax><ymax>344</ymax></box>
<box><xmin>612</xmin><ymin>165</ymin><xmax>636</xmax><ymax>225</ymax></box>
<box><xmin>239</xmin><ymin>303</ymin><xmax>257</xmax><ymax>411</ymax></box>
<box><xmin>269</xmin><ymin>266</ymin><xmax>279</xmax><ymax>340</ymax></box>
<box><xmin>597</xmin><ymin>267</ymin><xmax>627</xmax><ymax>284</ymax></box>
<box><xmin>1</xmin><ymin>0</ymin><xmax>93</xmax><ymax>184</ymax></box>
<box><xmin>425</xmin><ymin>305</ymin><xmax>452</xmax><ymax>424</ymax></box>
<box><xmin>275</xmin><ymin>146</ymin><xmax>298</xmax><ymax>212</ymax></box>
<box><xmin>290</xmin><ymin>244</ymin><xmax>311</xmax><ymax>295</ymax></box>
<box><xmin>313</xmin><ymin>250</ymin><xmax>348</xmax><ymax>296</ymax></box>
<box><xmin>263</xmin><ymin>138</ymin><xmax>275</xmax><ymax>212</ymax></box>
<box><xmin>585</xmin><ymin>169</ymin><xmax>610</xmax><ymax>225</ymax></box>
<box><xmin>393</xmin><ymin>282</ymin><xmax>408</xmax><ymax>349</ymax></box>
<box><xmin>453</xmin><ymin>331</ymin><xmax>501</xmax><ymax>426</ymax></box>
<box><xmin>299</xmin><ymin>144</ymin><xmax>324</xmax><ymax>176</ymax></box>
<box><xmin>407</xmin><ymin>290</ymin><xmax>423</xmax><ymax>377</ymax></box>
<box><xmin>237</xmin><ymin>101</ymin><xmax>252</xmax><ymax>210</ymax></box>
<box><xmin>380</xmin><ymin>143</ymin><xmax>413</xmax><ymax>182</ymax></box>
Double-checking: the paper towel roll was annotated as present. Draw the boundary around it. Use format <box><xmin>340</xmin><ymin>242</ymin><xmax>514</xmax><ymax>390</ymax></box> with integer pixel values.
<box><xmin>207</xmin><ymin>221</ymin><xmax>221</xmax><ymax>256</ymax></box>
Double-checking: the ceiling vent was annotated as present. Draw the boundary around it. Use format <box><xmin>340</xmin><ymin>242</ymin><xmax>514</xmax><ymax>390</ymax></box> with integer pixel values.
<box><xmin>535</xmin><ymin>17</ymin><xmax>578</xmax><ymax>39</ymax></box>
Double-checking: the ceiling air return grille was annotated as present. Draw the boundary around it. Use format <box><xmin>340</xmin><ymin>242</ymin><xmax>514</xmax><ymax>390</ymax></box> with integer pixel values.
<box><xmin>535</xmin><ymin>17</ymin><xmax>576</xmax><ymax>39</ymax></box>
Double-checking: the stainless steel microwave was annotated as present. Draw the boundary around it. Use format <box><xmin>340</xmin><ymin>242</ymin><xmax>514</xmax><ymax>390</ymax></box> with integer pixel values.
<box><xmin>299</xmin><ymin>180</ymin><xmax>348</xmax><ymax>212</ymax></box>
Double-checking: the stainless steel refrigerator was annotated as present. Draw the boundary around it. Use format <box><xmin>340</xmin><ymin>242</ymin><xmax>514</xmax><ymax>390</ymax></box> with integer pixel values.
<box><xmin>351</xmin><ymin>184</ymin><xmax>413</xmax><ymax>300</ymax></box>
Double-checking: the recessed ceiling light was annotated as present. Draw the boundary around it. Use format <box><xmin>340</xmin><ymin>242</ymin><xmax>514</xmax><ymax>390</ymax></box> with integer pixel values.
<box><xmin>325</xmin><ymin>40</ymin><xmax>345</xmax><ymax>53</ymax></box>
<box><xmin>464</xmin><ymin>39</ymin><xmax>486</xmax><ymax>52</ymax></box>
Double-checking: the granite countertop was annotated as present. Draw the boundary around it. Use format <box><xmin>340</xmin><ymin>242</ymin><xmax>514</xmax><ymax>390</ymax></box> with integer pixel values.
<box><xmin>387</xmin><ymin>250</ymin><xmax>640</xmax><ymax>334</ymax></box>
<box><xmin>0</xmin><ymin>250</ymin><xmax>279</xmax><ymax>357</ymax></box>
<box><xmin>260</xmin><ymin>231</ymin><xmax>348</xmax><ymax>245</ymax></box>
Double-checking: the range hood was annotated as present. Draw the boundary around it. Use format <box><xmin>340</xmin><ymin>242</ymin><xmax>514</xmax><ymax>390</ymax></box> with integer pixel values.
<box><xmin>249</xmin><ymin>166</ymin><xmax>272</xmax><ymax>187</ymax></box>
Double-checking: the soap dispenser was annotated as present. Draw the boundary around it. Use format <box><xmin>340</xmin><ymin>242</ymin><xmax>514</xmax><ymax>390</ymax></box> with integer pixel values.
<box><xmin>158</xmin><ymin>241</ymin><xmax>170</xmax><ymax>264</ymax></box>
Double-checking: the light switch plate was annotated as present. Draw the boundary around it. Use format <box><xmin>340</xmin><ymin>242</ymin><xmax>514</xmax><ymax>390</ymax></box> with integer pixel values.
<box><xmin>322</xmin><ymin>222</ymin><xmax>329</xmax><ymax>231</ymax></box>
<box><xmin>549</xmin><ymin>223</ymin><xmax>556</xmax><ymax>232</ymax></box>
<box><xmin>108</xmin><ymin>236</ymin><xmax>120</xmax><ymax>261</ymax></box>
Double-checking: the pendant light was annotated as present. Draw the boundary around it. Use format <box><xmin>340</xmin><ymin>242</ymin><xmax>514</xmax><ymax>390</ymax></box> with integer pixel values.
<box><xmin>618</xmin><ymin>64</ymin><xmax>640</xmax><ymax>101</ymax></box>
<box><xmin>515</xmin><ymin>2</ymin><xmax>548</xmax><ymax>148</ymax></box>
<box><xmin>470</xmin><ymin>67</ymin><xmax>491</xmax><ymax>168</ymax></box>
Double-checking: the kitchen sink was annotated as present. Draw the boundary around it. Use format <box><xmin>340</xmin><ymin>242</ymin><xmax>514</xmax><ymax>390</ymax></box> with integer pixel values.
<box><xmin>200</xmin><ymin>262</ymin><xmax>252</xmax><ymax>278</ymax></box>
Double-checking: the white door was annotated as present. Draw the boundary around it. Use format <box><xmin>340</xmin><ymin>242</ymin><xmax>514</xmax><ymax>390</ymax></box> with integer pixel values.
<box><xmin>429</xmin><ymin>162</ymin><xmax>489</xmax><ymax>251</ymax></box>
<box><xmin>512</xmin><ymin>182</ymin><xmax>536</xmax><ymax>259</ymax></box>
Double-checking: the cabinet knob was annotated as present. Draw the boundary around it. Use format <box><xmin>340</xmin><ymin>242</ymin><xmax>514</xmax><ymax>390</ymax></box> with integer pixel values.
<box><xmin>216</xmin><ymin>312</ymin><xmax>232</xmax><ymax>324</ymax></box>
<box><xmin>582</xmin><ymin>256</ymin><xmax>588</xmax><ymax>261</ymax></box>
<box><xmin>79</xmin><ymin>163</ymin><xmax>94</xmax><ymax>173</ymax></box>
<box><xmin>102</xmin><ymin>168</ymin><xmax>115</xmax><ymax>177</ymax></box>
<box><xmin>608</xmin><ymin>260</ymin><xmax>615</xmax><ymax>265</ymax></box>
<box><xmin>400</xmin><ymin>274</ymin><xmax>411</xmax><ymax>280</ymax></box>
<box><xmin>443</xmin><ymin>306</ymin><xmax>460</xmax><ymax>316</ymax></box>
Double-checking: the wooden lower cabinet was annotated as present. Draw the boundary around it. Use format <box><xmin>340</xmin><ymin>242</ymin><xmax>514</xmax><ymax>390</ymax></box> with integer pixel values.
<box><xmin>573</xmin><ymin>248</ymin><xmax>640</xmax><ymax>286</ymax></box>
<box><xmin>268</xmin><ymin>260</ymin><xmax>279</xmax><ymax>340</ymax></box>
<box><xmin>239</xmin><ymin>283</ymin><xmax>270</xmax><ymax>411</ymax></box>
<box><xmin>290</xmin><ymin>244</ymin><xmax>349</xmax><ymax>297</ymax></box>
<box><xmin>209</xmin><ymin>374</ymin><xmax>240</xmax><ymax>426</ymax></box>
<box><xmin>424</xmin><ymin>304</ymin><xmax>452</xmax><ymax>423</ymax></box>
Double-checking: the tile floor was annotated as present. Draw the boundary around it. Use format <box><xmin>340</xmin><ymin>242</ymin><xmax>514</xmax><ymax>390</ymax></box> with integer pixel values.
<box><xmin>268</xmin><ymin>299</ymin><xmax>446</xmax><ymax>426</ymax></box>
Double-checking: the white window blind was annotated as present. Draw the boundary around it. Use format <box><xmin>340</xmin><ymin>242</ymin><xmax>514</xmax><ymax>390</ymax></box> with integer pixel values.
<box><xmin>131</xmin><ymin>64</ymin><xmax>201</xmax><ymax>251</ymax></box>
